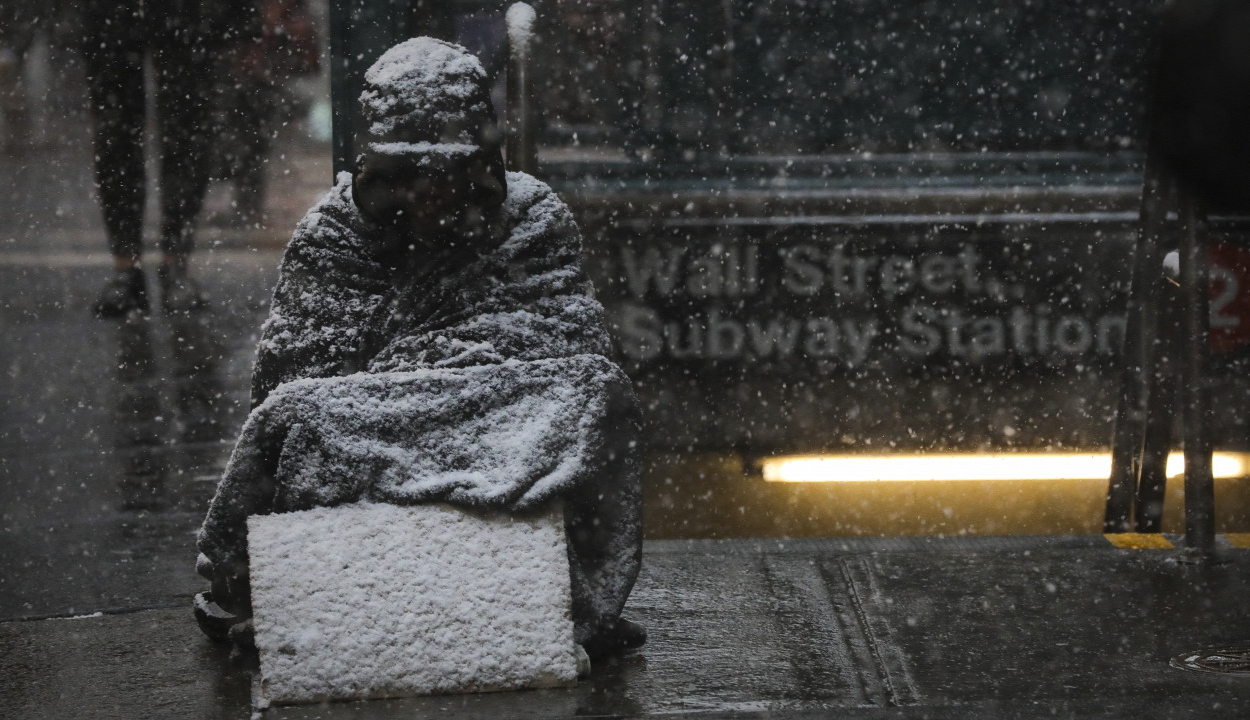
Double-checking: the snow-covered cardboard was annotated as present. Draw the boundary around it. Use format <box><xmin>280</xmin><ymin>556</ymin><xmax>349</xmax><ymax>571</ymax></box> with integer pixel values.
<box><xmin>249</xmin><ymin>502</ymin><xmax>578</xmax><ymax>705</ymax></box>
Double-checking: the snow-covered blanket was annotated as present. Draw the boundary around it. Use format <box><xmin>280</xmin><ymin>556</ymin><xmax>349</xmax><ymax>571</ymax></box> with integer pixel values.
<box><xmin>197</xmin><ymin>171</ymin><xmax>642</xmax><ymax>644</ymax></box>
<box><xmin>247</xmin><ymin>170</ymin><xmax>613</xmax><ymax>403</ymax></box>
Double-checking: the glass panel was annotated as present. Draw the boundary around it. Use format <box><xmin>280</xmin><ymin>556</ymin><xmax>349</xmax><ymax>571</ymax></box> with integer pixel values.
<box><xmin>523</xmin><ymin>0</ymin><xmax>1153</xmax><ymax>178</ymax></box>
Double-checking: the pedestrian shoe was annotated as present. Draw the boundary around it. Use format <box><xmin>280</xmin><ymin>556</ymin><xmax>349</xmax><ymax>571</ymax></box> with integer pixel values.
<box><xmin>158</xmin><ymin>264</ymin><xmax>208</xmax><ymax>314</ymax></box>
<box><xmin>92</xmin><ymin>267</ymin><xmax>149</xmax><ymax>318</ymax></box>
<box><xmin>582</xmin><ymin>617</ymin><xmax>647</xmax><ymax>660</ymax></box>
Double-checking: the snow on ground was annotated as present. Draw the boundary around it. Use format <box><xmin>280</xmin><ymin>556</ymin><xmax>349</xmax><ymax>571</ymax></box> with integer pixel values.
<box><xmin>248</xmin><ymin>501</ymin><xmax>578</xmax><ymax>705</ymax></box>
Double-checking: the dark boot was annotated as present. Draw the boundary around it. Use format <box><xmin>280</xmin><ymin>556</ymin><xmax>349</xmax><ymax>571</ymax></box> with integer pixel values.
<box><xmin>582</xmin><ymin>617</ymin><xmax>647</xmax><ymax>660</ymax></box>
<box><xmin>93</xmin><ymin>267</ymin><xmax>149</xmax><ymax>318</ymax></box>
<box><xmin>193</xmin><ymin>591</ymin><xmax>237</xmax><ymax>643</ymax></box>
<box><xmin>158</xmin><ymin>263</ymin><xmax>207</xmax><ymax>314</ymax></box>
<box><xmin>227</xmin><ymin>618</ymin><xmax>258</xmax><ymax>668</ymax></box>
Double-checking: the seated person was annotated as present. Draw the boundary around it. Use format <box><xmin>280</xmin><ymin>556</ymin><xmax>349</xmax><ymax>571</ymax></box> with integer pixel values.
<box><xmin>194</xmin><ymin>37</ymin><xmax>644</xmax><ymax>660</ymax></box>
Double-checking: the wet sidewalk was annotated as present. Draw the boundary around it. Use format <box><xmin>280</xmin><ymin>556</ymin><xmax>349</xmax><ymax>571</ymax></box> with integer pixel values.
<box><xmin>3</xmin><ymin>121</ymin><xmax>1250</xmax><ymax>720</ymax></box>
<box><xmin>3</xmin><ymin>535</ymin><xmax>1249</xmax><ymax>720</ymax></box>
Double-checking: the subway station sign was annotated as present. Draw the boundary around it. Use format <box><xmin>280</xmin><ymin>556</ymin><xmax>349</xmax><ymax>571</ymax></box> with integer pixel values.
<box><xmin>594</xmin><ymin>220</ymin><xmax>1135</xmax><ymax>371</ymax></box>
<box><xmin>580</xmin><ymin>217</ymin><xmax>1250</xmax><ymax>453</ymax></box>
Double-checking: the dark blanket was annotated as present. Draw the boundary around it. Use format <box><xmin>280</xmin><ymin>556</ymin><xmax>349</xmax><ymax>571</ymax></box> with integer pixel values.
<box><xmin>197</xmin><ymin>172</ymin><xmax>642</xmax><ymax>644</ymax></box>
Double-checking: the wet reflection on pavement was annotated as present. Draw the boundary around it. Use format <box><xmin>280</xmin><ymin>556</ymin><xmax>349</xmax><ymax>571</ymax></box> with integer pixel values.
<box><xmin>112</xmin><ymin>311</ymin><xmax>228</xmax><ymax>512</ymax></box>
<box><xmin>0</xmin><ymin>255</ymin><xmax>278</xmax><ymax>620</ymax></box>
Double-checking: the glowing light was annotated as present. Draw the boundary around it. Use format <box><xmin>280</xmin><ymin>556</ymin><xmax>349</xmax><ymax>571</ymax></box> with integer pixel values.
<box><xmin>761</xmin><ymin>452</ymin><xmax>1250</xmax><ymax>483</ymax></box>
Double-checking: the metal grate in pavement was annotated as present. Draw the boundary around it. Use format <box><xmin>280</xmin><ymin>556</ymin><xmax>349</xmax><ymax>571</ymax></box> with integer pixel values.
<box><xmin>1171</xmin><ymin>648</ymin><xmax>1250</xmax><ymax>676</ymax></box>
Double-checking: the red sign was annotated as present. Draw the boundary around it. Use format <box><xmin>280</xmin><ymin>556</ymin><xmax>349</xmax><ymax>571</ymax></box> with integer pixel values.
<box><xmin>1209</xmin><ymin>242</ymin><xmax>1250</xmax><ymax>353</ymax></box>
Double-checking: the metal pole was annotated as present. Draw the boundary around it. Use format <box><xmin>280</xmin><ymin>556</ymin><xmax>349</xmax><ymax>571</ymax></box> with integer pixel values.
<box><xmin>1105</xmin><ymin>153</ymin><xmax>1167</xmax><ymax>532</ymax></box>
<box><xmin>329</xmin><ymin>0</ymin><xmax>355</xmax><ymax>178</ymax></box>
<box><xmin>1136</xmin><ymin>269</ymin><xmax>1182</xmax><ymax>533</ymax></box>
<box><xmin>506</xmin><ymin>3</ymin><xmax>538</xmax><ymax>175</ymax></box>
<box><xmin>328</xmin><ymin>0</ymin><xmax>420</xmax><ymax>178</ymax></box>
<box><xmin>1178</xmin><ymin>191</ymin><xmax>1216</xmax><ymax>555</ymax></box>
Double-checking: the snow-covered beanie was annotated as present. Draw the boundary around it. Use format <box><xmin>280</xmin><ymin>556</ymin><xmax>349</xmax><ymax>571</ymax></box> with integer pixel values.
<box><xmin>357</xmin><ymin>37</ymin><xmax>505</xmax><ymax>190</ymax></box>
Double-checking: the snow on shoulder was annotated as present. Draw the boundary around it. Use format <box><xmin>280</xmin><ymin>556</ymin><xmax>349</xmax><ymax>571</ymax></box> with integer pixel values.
<box><xmin>499</xmin><ymin>171</ymin><xmax>577</xmax><ymax>250</ymax></box>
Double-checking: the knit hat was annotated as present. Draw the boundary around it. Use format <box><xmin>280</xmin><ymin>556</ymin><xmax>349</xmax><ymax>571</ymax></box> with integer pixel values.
<box><xmin>356</xmin><ymin>37</ymin><xmax>506</xmax><ymax>197</ymax></box>
<box><xmin>359</xmin><ymin>37</ymin><xmax>499</xmax><ymax>147</ymax></box>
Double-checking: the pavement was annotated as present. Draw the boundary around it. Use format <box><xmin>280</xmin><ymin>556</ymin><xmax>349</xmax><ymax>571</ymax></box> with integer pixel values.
<box><xmin>3</xmin><ymin>535</ymin><xmax>1250</xmax><ymax>720</ymax></box>
<box><xmin>4</xmin><ymin>100</ymin><xmax>1250</xmax><ymax>720</ymax></box>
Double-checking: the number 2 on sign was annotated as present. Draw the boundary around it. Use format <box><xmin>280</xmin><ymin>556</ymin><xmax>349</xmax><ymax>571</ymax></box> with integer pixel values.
<box><xmin>1211</xmin><ymin>265</ymin><xmax>1239</xmax><ymax>330</ymax></box>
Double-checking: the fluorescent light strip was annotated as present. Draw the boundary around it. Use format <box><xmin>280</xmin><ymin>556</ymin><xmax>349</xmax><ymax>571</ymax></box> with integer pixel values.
<box><xmin>761</xmin><ymin>452</ymin><xmax>1250</xmax><ymax>483</ymax></box>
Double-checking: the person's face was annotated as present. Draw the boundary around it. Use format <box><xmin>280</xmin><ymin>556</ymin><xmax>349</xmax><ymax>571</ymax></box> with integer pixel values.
<box><xmin>353</xmin><ymin>144</ymin><xmax>506</xmax><ymax>241</ymax></box>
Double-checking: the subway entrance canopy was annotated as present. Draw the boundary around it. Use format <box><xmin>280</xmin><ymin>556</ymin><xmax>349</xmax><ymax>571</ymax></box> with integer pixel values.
<box><xmin>329</xmin><ymin>0</ymin><xmax>1250</xmax><ymax>538</ymax></box>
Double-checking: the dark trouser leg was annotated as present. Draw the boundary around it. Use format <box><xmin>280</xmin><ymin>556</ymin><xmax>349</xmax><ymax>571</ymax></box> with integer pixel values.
<box><xmin>565</xmin><ymin>378</ymin><xmax>644</xmax><ymax>649</ymax></box>
<box><xmin>152</xmin><ymin>35</ymin><xmax>213</xmax><ymax>258</ymax></box>
<box><xmin>82</xmin><ymin>24</ymin><xmax>146</xmax><ymax>262</ymax></box>
<box><xmin>0</xmin><ymin>27</ymin><xmax>34</xmax><ymax>153</ymax></box>
<box><xmin>233</xmin><ymin>80</ymin><xmax>276</xmax><ymax>224</ymax></box>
